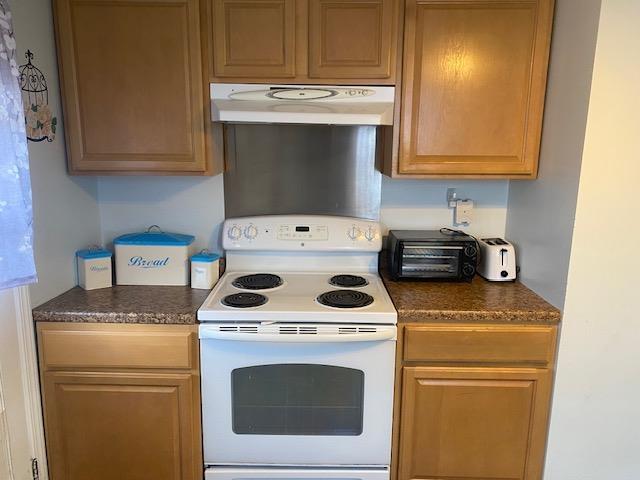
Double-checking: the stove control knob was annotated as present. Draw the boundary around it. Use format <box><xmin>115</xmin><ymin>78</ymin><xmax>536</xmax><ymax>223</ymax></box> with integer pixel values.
<box><xmin>228</xmin><ymin>225</ymin><xmax>242</xmax><ymax>241</ymax></box>
<box><xmin>244</xmin><ymin>224</ymin><xmax>258</xmax><ymax>240</ymax></box>
<box><xmin>364</xmin><ymin>226</ymin><xmax>377</xmax><ymax>242</ymax></box>
<box><xmin>347</xmin><ymin>226</ymin><xmax>361</xmax><ymax>240</ymax></box>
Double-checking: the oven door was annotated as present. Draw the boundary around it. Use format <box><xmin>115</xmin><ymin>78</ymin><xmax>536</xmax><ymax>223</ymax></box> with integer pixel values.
<box><xmin>199</xmin><ymin>324</ymin><xmax>397</xmax><ymax>466</ymax></box>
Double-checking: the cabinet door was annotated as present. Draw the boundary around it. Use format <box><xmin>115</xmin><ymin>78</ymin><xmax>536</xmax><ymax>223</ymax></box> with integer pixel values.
<box><xmin>398</xmin><ymin>0</ymin><xmax>554</xmax><ymax>177</ymax></box>
<box><xmin>43</xmin><ymin>371</ymin><xmax>201</xmax><ymax>480</ymax></box>
<box><xmin>54</xmin><ymin>0</ymin><xmax>210</xmax><ymax>174</ymax></box>
<box><xmin>308</xmin><ymin>0</ymin><xmax>397</xmax><ymax>79</ymax></box>
<box><xmin>211</xmin><ymin>0</ymin><xmax>298</xmax><ymax>78</ymax></box>
<box><xmin>398</xmin><ymin>366</ymin><xmax>552</xmax><ymax>480</ymax></box>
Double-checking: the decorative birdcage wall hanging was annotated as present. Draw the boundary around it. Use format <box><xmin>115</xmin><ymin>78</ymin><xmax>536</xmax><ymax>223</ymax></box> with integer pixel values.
<box><xmin>19</xmin><ymin>50</ymin><xmax>57</xmax><ymax>142</ymax></box>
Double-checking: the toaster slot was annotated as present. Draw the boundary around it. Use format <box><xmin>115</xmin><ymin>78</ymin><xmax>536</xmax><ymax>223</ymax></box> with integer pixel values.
<box><xmin>400</xmin><ymin>244</ymin><xmax>462</xmax><ymax>278</ymax></box>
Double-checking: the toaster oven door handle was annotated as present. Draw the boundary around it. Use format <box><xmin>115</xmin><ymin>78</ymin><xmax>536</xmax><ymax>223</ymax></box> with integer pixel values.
<box><xmin>199</xmin><ymin>328</ymin><xmax>397</xmax><ymax>343</ymax></box>
<box><xmin>402</xmin><ymin>244</ymin><xmax>463</xmax><ymax>249</ymax></box>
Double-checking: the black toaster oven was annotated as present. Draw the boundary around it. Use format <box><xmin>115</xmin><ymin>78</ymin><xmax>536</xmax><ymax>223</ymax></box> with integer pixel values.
<box><xmin>388</xmin><ymin>230</ymin><xmax>478</xmax><ymax>281</ymax></box>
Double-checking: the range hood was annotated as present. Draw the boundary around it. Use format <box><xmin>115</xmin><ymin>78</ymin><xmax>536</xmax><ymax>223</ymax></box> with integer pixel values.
<box><xmin>211</xmin><ymin>84</ymin><xmax>395</xmax><ymax>126</ymax></box>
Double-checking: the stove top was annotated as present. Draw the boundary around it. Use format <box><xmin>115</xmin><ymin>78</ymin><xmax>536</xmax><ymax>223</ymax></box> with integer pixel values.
<box><xmin>198</xmin><ymin>271</ymin><xmax>397</xmax><ymax>324</ymax></box>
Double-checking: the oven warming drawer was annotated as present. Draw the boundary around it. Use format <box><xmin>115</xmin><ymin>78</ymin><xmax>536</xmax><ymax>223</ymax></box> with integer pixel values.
<box><xmin>205</xmin><ymin>467</ymin><xmax>390</xmax><ymax>480</ymax></box>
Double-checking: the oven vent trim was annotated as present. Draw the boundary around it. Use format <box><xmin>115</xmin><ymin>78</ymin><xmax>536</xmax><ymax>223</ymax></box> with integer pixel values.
<box><xmin>205</xmin><ymin>324</ymin><xmax>382</xmax><ymax>336</ymax></box>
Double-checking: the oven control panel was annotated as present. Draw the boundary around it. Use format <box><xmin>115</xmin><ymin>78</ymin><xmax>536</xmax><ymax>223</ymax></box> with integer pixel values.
<box><xmin>277</xmin><ymin>224</ymin><xmax>329</xmax><ymax>241</ymax></box>
<box><xmin>223</xmin><ymin>215</ymin><xmax>381</xmax><ymax>251</ymax></box>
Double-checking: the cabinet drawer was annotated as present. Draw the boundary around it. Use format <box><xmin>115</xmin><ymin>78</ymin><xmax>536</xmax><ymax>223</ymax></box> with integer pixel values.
<box><xmin>38</xmin><ymin>324</ymin><xmax>196</xmax><ymax>370</ymax></box>
<box><xmin>403</xmin><ymin>324</ymin><xmax>556</xmax><ymax>365</ymax></box>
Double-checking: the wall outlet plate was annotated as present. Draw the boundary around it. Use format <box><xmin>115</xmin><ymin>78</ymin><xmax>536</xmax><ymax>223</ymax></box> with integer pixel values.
<box><xmin>454</xmin><ymin>199</ymin><xmax>474</xmax><ymax>226</ymax></box>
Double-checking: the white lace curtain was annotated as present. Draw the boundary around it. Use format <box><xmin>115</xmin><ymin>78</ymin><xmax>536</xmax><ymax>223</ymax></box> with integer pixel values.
<box><xmin>0</xmin><ymin>0</ymin><xmax>37</xmax><ymax>289</ymax></box>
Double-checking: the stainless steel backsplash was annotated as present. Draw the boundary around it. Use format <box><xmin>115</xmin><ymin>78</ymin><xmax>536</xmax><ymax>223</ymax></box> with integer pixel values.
<box><xmin>223</xmin><ymin>124</ymin><xmax>383</xmax><ymax>220</ymax></box>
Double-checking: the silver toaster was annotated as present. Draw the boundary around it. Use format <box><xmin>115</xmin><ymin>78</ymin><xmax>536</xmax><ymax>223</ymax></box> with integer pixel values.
<box><xmin>478</xmin><ymin>238</ymin><xmax>516</xmax><ymax>281</ymax></box>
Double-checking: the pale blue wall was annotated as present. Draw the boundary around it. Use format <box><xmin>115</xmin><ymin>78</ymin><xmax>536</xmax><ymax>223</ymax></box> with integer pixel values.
<box><xmin>11</xmin><ymin>0</ymin><xmax>102</xmax><ymax>306</ymax></box>
<box><xmin>96</xmin><ymin>176</ymin><xmax>510</xmax><ymax>253</ymax></box>
<box><xmin>505</xmin><ymin>0</ymin><xmax>601</xmax><ymax>308</ymax></box>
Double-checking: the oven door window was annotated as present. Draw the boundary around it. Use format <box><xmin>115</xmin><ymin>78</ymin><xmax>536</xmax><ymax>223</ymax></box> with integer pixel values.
<box><xmin>231</xmin><ymin>364</ymin><xmax>364</xmax><ymax>436</ymax></box>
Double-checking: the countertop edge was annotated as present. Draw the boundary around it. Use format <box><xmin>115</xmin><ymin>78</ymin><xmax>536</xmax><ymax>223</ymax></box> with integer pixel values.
<box><xmin>32</xmin><ymin>310</ymin><xmax>197</xmax><ymax>325</ymax></box>
<box><xmin>396</xmin><ymin>309</ymin><xmax>561</xmax><ymax>325</ymax></box>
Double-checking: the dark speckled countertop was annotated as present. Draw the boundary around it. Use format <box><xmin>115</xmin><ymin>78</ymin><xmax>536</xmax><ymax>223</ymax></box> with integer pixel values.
<box><xmin>33</xmin><ymin>268</ymin><xmax>560</xmax><ymax>325</ymax></box>
<box><xmin>380</xmin><ymin>266</ymin><xmax>561</xmax><ymax>324</ymax></box>
<box><xmin>32</xmin><ymin>286</ymin><xmax>211</xmax><ymax>324</ymax></box>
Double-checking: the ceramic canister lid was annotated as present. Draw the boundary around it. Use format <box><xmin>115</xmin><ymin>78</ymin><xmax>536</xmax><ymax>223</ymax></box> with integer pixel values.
<box><xmin>114</xmin><ymin>225</ymin><xmax>195</xmax><ymax>246</ymax></box>
<box><xmin>191</xmin><ymin>251</ymin><xmax>220</xmax><ymax>263</ymax></box>
<box><xmin>76</xmin><ymin>248</ymin><xmax>112</xmax><ymax>259</ymax></box>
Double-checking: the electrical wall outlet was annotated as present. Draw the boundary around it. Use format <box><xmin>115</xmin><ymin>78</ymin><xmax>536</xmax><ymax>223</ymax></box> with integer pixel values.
<box><xmin>454</xmin><ymin>199</ymin><xmax>474</xmax><ymax>226</ymax></box>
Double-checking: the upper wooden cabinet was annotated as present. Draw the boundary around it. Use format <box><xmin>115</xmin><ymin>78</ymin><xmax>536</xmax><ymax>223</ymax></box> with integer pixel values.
<box><xmin>207</xmin><ymin>0</ymin><xmax>400</xmax><ymax>83</ymax></box>
<box><xmin>54</xmin><ymin>0</ymin><xmax>216</xmax><ymax>175</ymax></box>
<box><xmin>308</xmin><ymin>0</ymin><xmax>395</xmax><ymax>79</ymax></box>
<box><xmin>212</xmin><ymin>0</ymin><xmax>298</xmax><ymax>78</ymax></box>
<box><xmin>393</xmin><ymin>0</ymin><xmax>555</xmax><ymax>178</ymax></box>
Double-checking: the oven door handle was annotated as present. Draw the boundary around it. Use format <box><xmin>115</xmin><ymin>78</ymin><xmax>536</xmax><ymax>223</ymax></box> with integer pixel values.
<box><xmin>199</xmin><ymin>328</ymin><xmax>397</xmax><ymax>342</ymax></box>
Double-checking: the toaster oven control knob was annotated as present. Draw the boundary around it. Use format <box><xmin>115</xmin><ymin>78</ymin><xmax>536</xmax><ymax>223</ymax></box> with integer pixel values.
<box><xmin>228</xmin><ymin>225</ymin><xmax>242</xmax><ymax>241</ymax></box>
<box><xmin>347</xmin><ymin>226</ymin><xmax>361</xmax><ymax>240</ymax></box>
<box><xmin>462</xmin><ymin>263</ymin><xmax>476</xmax><ymax>277</ymax></box>
<box><xmin>244</xmin><ymin>224</ymin><xmax>258</xmax><ymax>240</ymax></box>
<box><xmin>364</xmin><ymin>226</ymin><xmax>377</xmax><ymax>242</ymax></box>
<box><xmin>464</xmin><ymin>245</ymin><xmax>478</xmax><ymax>257</ymax></box>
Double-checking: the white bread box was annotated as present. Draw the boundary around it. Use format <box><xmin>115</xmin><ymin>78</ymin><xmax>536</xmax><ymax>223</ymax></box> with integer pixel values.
<box><xmin>114</xmin><ymin>226</ymin><xmax>195</xmax><ymax>286</ymax></box>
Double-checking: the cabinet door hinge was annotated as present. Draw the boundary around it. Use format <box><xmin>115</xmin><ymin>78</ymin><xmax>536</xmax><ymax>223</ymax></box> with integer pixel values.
<box><xmin>31</xmin><ymin>458</ymin><xmax>39</xmax><ymax>480</ymax></box>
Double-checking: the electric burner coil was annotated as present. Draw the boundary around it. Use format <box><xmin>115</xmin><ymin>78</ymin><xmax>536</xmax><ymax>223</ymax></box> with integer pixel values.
<box><xmin>222</xmin><ymin>292</ymin><xmax>268</xmax><ymax>308</ymax></box>
<box><xmin>317</xmin><ymin>289</ymin><xmax>374</xmax><ymax>309</ymax></box>
<box><xmin>232</xmin><ymin>273</ymin><xmax>283</xmax><ymax>290</ymax></box>
<box><xmin>329</xmin><ymin>274</ymin><xmax>369</xmax><ymax>288</ymax></box>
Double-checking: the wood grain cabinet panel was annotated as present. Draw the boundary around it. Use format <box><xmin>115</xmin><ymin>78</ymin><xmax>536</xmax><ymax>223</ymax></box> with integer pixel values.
<box><xmin>39</xmin><ymin>324</ymin><xmax>197</xmax><ymax>370</ymax></box>
<box><xmin>37</xmin><ymin>323</ymin><xmax>202</xmax><ymax>480</ymax></box>
<box><xmin>212</xmin><ymin>0</ymin><xmax>298</xmax><ymax>77</ymax></box>
<box><xmin>397</xmin><ymin>0</ymin><xmax>554</xmax><ymax>177</ymax></box>
<box><xmin>404</xmin><ymin>324</ymin><xmax>556</xmax><ymax>366</ymax></box>
<box><xmin>398</xmin><ymin>366</ymin><xmax>553</xmax><ymax>480</ymax></box>
<box><xmin>308</xmin><ymin>0</ymin><xmax>396</xmax><ymax>79</ymax></box>
<box><xmin>43</xmin><ymin>371</ymin><xmax>201</xmax><ymax>480</ymax></box>
<box><xmin>53</xmin><ymin>0</ymin><xmax>211</xmax><ymax>174</ymax></box>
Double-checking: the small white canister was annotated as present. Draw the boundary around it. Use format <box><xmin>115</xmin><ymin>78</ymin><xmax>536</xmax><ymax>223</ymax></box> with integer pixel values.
<box><xmin>76</xmin><ymin>248</ymin><xmax>112</xmax><ymax>290</ymax></box>
<box><xmin>190</xmin><ymin>251</ymin><xmax>220</xmax><ymax>289</ymax></box>
<box><xmin>114</xmin><ymin>226</ymin><xmax>195</xmax><ymax>286</ymax></box>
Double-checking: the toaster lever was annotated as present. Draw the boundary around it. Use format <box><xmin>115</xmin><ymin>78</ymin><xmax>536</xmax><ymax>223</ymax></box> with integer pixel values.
<box><xmin>500</xmin><ymin>248</ymin><xmax>508</xmax><ymax>266</ymax></box>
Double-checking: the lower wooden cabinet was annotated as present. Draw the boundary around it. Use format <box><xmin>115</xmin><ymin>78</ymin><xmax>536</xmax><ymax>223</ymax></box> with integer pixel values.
<box><xmin>37</xmin><ymin>323</ymin><xmax>202</xmax><ymax>480</ymax></box>
<box><xmin>394</xmin><ymin>324</ymin><xmax>557</xmax><ymax>480</ymax></box>
<box><xmin>398</xmin><ymin>367</ymin><xmax>552</xmax><ymax>480</ymax></box>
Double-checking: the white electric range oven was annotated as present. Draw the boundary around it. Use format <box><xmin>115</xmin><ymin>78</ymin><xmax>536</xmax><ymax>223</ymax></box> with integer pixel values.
<box><xmin>198</xmin><ymin>215</ymin><xmax>397</xmax><ymax>480</ymax></box>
